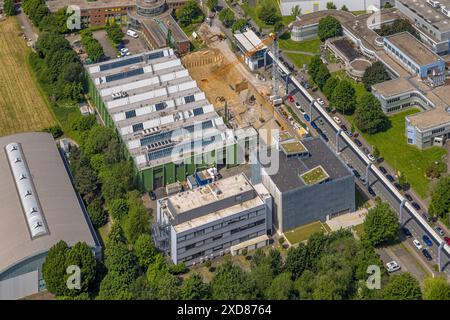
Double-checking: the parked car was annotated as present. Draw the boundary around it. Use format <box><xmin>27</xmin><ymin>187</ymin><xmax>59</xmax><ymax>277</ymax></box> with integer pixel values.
<box><xmin>288</xmin><ymin>95</ymin><xmax>294</xmax><ymax>103</ymax></box>
<box><xmin>295</xmin><ymin>101</ymin><xmax>301</xmax><ymax>109</ymax></box>
<box><xmin>386</xmin><ymin>174</ymin><xmax>395</xmax><ymax>182</ymax></box>
<box><xmin>149</xmin><ymin>191</ymin><xmax>157</xmax><ymax>201</ymax></box>
<box><xmin>385</xmin><ymin>261</ymin><xmax>401</xmax><ymax>273</ymax></box>
<box><xmin>311</xmin><ymin>121</ymin><xmax>318</xmax><ymax>129</ymax></box>
<box><xmin>422</xmin><ymin>212</ymin><xmax>431</xmax><ymax>222</ymax></box>
<box><xmin>402</xmin><ymin>227</ymin><xmax>412</xmax><ymax>237</ymax></box>
<box><xmin>435</xmin><ymin>226</ymin><xmax>445</xmax><ymax>236</ymax></box>
<box><xmin>346</xmin><ymin>163</ymin><xmax>354</xmax><ymax>170</ymax></box>
<box><xmin>354</xmin><ymin>139</ymin><xmax>362</xmax><ymax>147</ymax></box>
<box><xmin>321</xmin><ymin>133</ymin><xmax>329</xmax><ymax>142</ymax></box>
<box><xmin>362</xmin><ymin>147</ymin><xmax>370</xmax><ymax>154</ymax></box>
<box><xmin>411</xmin><ymin>201</ymin><xmax>421</xmax><ymax>210</ymax></box>
<box><xmin>368</xmin><ymin>153</ymin><xmax>376</xmax><ymax>162</ymax></box>
<box><xmin>422</xmin><ymin>235</ymin><xmax>433</xmax><ymax>247</ymax></box>
<box><xmin>316</xmin><ymin>128</ymin><xmax>323</xmax><ymax>135</ymax></box>
<box><xmin>317</xmin><ymin>98</ymin><xmax>325</xmax><ymax>105</ymax></box>
<box><xmin>379</xmin><ymin>166</ymin><xmax>387</xmax><ymax>174</ymax></box>
<box><xmin>394</xmin><ymin>182</ymin><xmax>402</xmax><ymax>191</ymax></box>
<box><xmin>422</xmin><ymin>249</ymin><xmax>433</xmax><ymax>261</ymax></box>
<box><xmin>340</xmin><ymin>124</ymin><xmax>348</xmax><ymax>132</ymax></box>
<box><xmin>368</xmin><ymin>186</ymin><xmax>376</xmax><ymax>196</ymax></box>
<box><xmin>413</xmin><ymin>239</ymin><xmax>422</xmax><ymax>250</ymax></box>
<box><xmin>346</xmin><ymin>130</ymin><xmax>353</xmax><ymax>137</ymax></box>
<box><xmin>359</xmin><ymin>177</ymin><xmax>366</xmax><ymax>184</ymax></box>
<box><xmin>444</xmin><ymin>236</ymin><xmax>450</xmax><ymax>246</ymax></box>
<box><xmin>352</xmin><ymin>169</ymin><xmax>361</xmax><ymax>178</ymax></box>
<box><xmin>333</xmin><ymin>116</ymin><xmax>341</xmax><ymax>124</ymax></box>
<box><xmin>304</xmin><ymin>114</ymin><xmax>310</xmax><ymax>122</ymax></box>
<box><xmin>404</xmin><ymin>193</ymin><xmax>413</xmax><ymax>201</ymax></box>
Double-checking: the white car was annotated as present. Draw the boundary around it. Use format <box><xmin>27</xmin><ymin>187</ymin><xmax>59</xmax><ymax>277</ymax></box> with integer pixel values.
<box><xmin>317</xmin><ymin>98</ymin><xmax>325</xmax><ymax>106</ymax></box>
<box><xmin>367</xmin><ymin>153</ymin><xmax>376</xmax><ymax>162</ymax></box>
<box><xmin>120</xmin><ymin>47</ymin><xmax>129</xmax><ymax>53</ymax></box>
<box><xmin>385</xmin><ymin>261</ymin><xmax>401</xmax><ymax>273</ymax></box>
<box><xmin>413</xmin><ymin>239</ymin><xmax>422</xmax><ymax>250</ymax></box>
<box><xmin>333</xmin><ymin>116</ymin><xmax>341</xmax><ymax>124</ymax></box>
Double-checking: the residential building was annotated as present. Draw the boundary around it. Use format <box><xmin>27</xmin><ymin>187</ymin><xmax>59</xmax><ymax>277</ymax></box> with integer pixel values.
<box><xmin>253</xmin><ymin>137</ymin><xmax>355</xmax><ymax>233</ymax></box>
<box><xmin>154</xmin><ymin>173</ymin><xmax>272</xmax><ymax>266</ymax></box>
<box><xmin>86</xmin><ymin>48</ymin><xmax>253</xmax><ymax>191</ymax></box>
<box><xmin>234</xmin><ymin>28</ymin><xmax>270</xmax><ymax>71</ymax></box>
<box><xmin>0</xmin><ymin>132</ymin><xmax>101</xmax><ymax>300</ymax></box>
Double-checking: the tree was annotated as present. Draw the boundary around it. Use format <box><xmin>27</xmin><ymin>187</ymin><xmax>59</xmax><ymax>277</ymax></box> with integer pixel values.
<box><xmin>425</xmin><ymin>161</ymin><xmax>446</xmax><ymax>179</ymax></box>
<box><xmin>326</xmin><ymin>2</ymin><xmax>336</xmax><ymax>9</ymax></box>
<box><xmin>362</xmin><ymin>202</ymin><xmax>400</xmax><ymax>246</ymax></box>
<box><xmin>134</xmin><ymin>233</ymin><xmax>158</xmax><ymax>269</ymax></box>
<box><xmin>180</xmin><ymin>273</ymin><xmax>211</xmax><ymax>299</ymax></box>
<box><xmin>354</xmin><ymin>92</ymin><xmax>389</xmax><ymax>134</ymax></box>
<box><xmin>429</xmin><ymin>176</ymin><xmax>450</xmax><ymax>219</ymax></box>
<box><xmin>104</xmin><ymin>241</ymin><xmax>139</xmax><ymax>284</ymax></box>
<box><xmin>210</xmin><ymin>260</ymin><xmax>257</xmax><ymax>299</ymax></box>
<box><xmin>250</xmin><ymin>263</ymin><xmax>274</xmax><ymax>298</ymax></box>
<box><xmin>219</xmin><ymin>8</ymin><xmax>235</xmax><ymax>28</ymax></box>
<box><xmin>315</xmin><ymin>63</ymin><xmax>331</xmax><ymax>89</ymax></box>
<box><xmin>341</xmin><ymin>5</ymin><xmax>348</xmax><ymax>11</ymax></box>
<box><xmin>176</xmin><ymin>0</ymin><xmax>204</xmax><ymax>27</ymax></box>
<box><xmin>265</xmin><ymin>272</ymin><xmax>295</xmax><ymax>300</ymax></box>
<box><xmin>232</xmin><ymin>19</ymin><xmax>247</xmax><ymax>33</ymax></box>
<box><xmin>382</xmin><ymin>273</ymin><xmax>422</xmax><ymax>300</ymax></box>
<box><xmin>362</xmin><ymin>61</ymin><xmax>390</xmax><ymax>91</ymax></box>
<box><xmin>323</xmin><ymin>77</ymin><xmax>339</xmax><ymax>99</ymax></box>
<box><xmin>80</xmin><ymin>29</ymin><xmax>104</xmax><ymax>62</ymax></box>
<box><xmin>42</xmin><ymin>240</ymin><xmax>70</xmax><ymax>296</ymax></box>
<box><xmin>330</xmin><ymin>80</ymin><xmax>355</xmax><ymax>115</ymax></box>
<box><xmin>422</xmin><ymin>276</ymin><xmax>450</xmax><ymax>300</ymax></box>
<box><xmin>285</xmin><ymin>243</ymin><xmax>310</xmax><ymax>279</ymax></box>
<box><xmin>108</xmin><ymin>198</ymin><xmax>129</xmax><ymax>222</ymax></box>
<box><xmin>106</xmin><ymin>21</ymin><xmax>124</xmax><ymax>47</ymax></box>
<box><xmin>291</xmin><ymin>5</ymin><xmax>301</xmax><ymax>19</ymax></box>
<box><xmin>97</xmin><ymin>270</ymin><xmax>133</xmax><ymax>300</ymax></box>
<box><xmin>257</xmin><ymin>0</ymin><xmax>281</xmax><ymax>25</ymax></box>
<box><xmin>295</xmin><ymin>270</ymin><xmax>315</xmax><ymax>299</ymax></box>
<box><xmin>377</xmin><ymin>19</ymin><xmax>420</xmax><ymax>39</ymax></box>
<box><xmin>123</xmin><ymin>191</ymin><xmax>150</xmax><ymax>243</ymax></box>
<box><xmin>83</xmin><ymin>126</ymin><xmax>117</xmax><ymax>156</ymax></box>
<box><xmin>72</xmin><ymin>115</ymin><xmax>97</xmax><ymax>132</ymax></box>
<box><xmin>372</xmin><ymin>146</ymin><xmax>380</xmax><ymax>159</ymax></box>
<box><xmin>308</xmin><ymin>55</ymin><xmax>323</xmax><ymax>80</ymax></box>
<box><xmin>99</xmin><ymin>161</ymin><xmax>135</xmax><ymax>204</ymax></box>
<box><xmin>318</xmin><ymin>16</ymin><xmax>342</xmax><ymax>41</ymax></box>
<box><xmin>4</xmin><ymin>0</ymin><xmax>16</xmax><ymax>16</ymax></box>
<box><xmin>65</xmin><ymin>242</ymin><xmax>97</xmax><ymax>296</ymax></box>
<box><xmin>384</xmin><ymin>2</ymin><xmax>394</xmax><ymax>8</ymax></box>
<box><xmin>87</xmin><ymin>196</ymin><xmax>108</xmax><ymax>228</ymax></box>
<box><xmin>74</xmin><ymin>162</ymin><xmax>100</xmax><ymax>203</ymax></box>
<box><xmin>206</xmin><ymin>0</ymin><xmax>218</xmax><ymax>11</ymax></box>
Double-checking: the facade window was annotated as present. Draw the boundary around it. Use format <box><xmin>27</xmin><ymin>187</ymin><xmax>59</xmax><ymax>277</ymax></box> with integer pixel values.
<box><xmin>431</xmin><ymin>127</ymin><xmax>446</xmax><ymax>135</ymax></box>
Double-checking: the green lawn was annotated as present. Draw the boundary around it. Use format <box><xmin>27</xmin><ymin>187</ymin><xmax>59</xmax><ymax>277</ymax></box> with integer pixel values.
<box><xmin>284</xmin><ymin>221</ymin><xmax>327</xmax><ymax>244</ymax></box>
<box><xmin>241</xmin><ymin>0</ymin><xmax>295</xmax><ymax>31</ymax></box>
<box><xmin>352</xmin><ymin>223</ymin><xmax>365</xmax><ymax>238</ymax></box>
<box><xmin>351</xmin><ymin>10</ymin><xmax>367</xmax><ymax>15</ymax></box>
<box><xmin>347</xmin><ymin>109</ymin><xmax>447</xmax><ymax>198</ymax></box>
<box><xmin>279</xmin><ymin>34</ymin><xmax>321</xmax><ymax>53</ymax></box>
<box><xmin>332</xmin><ymin>70</ymin><xmax>367</xmax><ymax>101</ymax></box>
<box><xmin>285</xmin><ymin>52</ymin><xmax>313</xmax><ymax>68</ymax></box>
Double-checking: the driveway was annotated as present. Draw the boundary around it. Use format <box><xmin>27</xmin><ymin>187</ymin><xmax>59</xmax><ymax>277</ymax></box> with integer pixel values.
<box><xmin>16</xmin><ymin>10</ymin><xmax>38</xmax><ymax>44</ymax></box>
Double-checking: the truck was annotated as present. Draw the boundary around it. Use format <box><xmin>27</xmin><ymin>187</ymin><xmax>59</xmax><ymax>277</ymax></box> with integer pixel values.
<box><xmin>126</xmin><ymin>30</ymin><xmax>138</xmax><ymax>38</ymax></box>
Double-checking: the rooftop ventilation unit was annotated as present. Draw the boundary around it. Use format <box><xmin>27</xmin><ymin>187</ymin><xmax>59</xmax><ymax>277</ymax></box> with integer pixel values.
<box><xmin>427</xmin><ymin>0</ymin><xmax>440</xmax><ymax>8</ymax></box>
<box><xmin>441</xmin><ymin>6</ymin><xmax>450</xmax><ymax>17</ymax></box>
<box><xmin>5</xmin><ymin>142</ymin><xmax>48</xmax><ymax>238</ymax></box>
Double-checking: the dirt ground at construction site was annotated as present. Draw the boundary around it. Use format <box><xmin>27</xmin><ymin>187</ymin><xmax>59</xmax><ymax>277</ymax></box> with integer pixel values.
<box><xmin>182</xmin><ymin>23</ymin><xmax>291</xmax><ymax>145</ymax></box>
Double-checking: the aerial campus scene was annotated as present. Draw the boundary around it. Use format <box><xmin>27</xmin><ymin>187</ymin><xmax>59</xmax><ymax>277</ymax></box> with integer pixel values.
<box><xmin>0</xmin><ymin>0</ymin><xmax>449</xmax><ymax>307</ymax></box>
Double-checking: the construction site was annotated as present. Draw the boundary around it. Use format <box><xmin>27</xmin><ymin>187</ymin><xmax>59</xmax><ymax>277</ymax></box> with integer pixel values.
<box><xmin>181</xmin><ymin>23</ymin><xmax>308</xmax><ymax>145</ymax></box>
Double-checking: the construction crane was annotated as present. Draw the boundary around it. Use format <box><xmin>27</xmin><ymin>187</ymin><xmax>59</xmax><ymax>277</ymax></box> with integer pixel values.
<box><xmin>271</xmin><ymin>33</ymin><xmax>279</xmax><ymax>100</ymax></box>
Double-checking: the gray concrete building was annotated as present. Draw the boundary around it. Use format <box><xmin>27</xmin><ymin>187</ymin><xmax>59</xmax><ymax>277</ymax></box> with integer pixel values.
<box><xmin>0</xmin><ymin>132</ymin><xmax>101</xmax><ymax>300</ymax></box>
<box><xmin>154</xmin><ymin>173</ymin><xmax>272</xmax><ymax>266</ymax></box>
<box><xmin>253</xmin><ymin>137</ymin><xmax>355</xmax><ymax>233</ymax></box>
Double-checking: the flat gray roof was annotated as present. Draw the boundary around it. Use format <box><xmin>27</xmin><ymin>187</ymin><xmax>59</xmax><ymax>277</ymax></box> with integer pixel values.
<box><xmin>262</xmin><ymin>137</ymin><xmax>351</xmax><ymax>192</ymax></box>
<box><xmin>0</xmin><ymin>132</ymin><xmax>99</xmax><ymax>275</ymax></box>
<box><xmin>397</xmin><ymin>0</ymin><xmax>450</xmax><ymax>34</ymax></box>
<box><xmin>385</xmin><ymin>31</ymin><xmax>442</xmax><ymax>66</ymax></box>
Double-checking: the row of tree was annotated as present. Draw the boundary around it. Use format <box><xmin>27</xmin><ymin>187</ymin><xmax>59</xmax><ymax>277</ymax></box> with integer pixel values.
<box><xmin>376</xmin><ymin>19</ymin><xmax>420</xmax><ymax>39</ymax></box>
<box><xmin>105</xmin><ymin>21</ymin><xmax>124</xmax><ymax>48</ymax></box>
<box><xmin>429</xmin><ymin>175</ymin><xmax>450</xmax><ymax>224</ymax></box>
<box><xmin>80</xmin><ymin>29</ymin><xmax>104</xmax><ymax>63</ymax></box>
<box><xmin>175</xmin><ymin>0</ymin><xmax>204</xmax><ymax>28</ymax></box>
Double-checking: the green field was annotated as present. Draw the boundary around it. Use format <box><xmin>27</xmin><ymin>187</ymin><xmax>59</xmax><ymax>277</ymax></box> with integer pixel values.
<box><xmin>241</xmin><ymin>0</ymin><xmax>295</xmax><ymax>31</ymax></box>
<box><xmin>284</xmin><ymin>221</ymin><xmax>328</xmax><ymax>244</ymax></box>
<box><xmin>279</xmin><ymin>35</ymin><xmax>321</xmax><ymax>53</ymax></box>
<box><xmin>0</xmin><ymin>18</ymin><xmax>56</xmax><ymax>137</ymax></box>
<box><xmin>347</xmin><ymin>109</ymin><xmax>447</xmax><ymax>198</ymax></box>
<box><xmin>285</xmin><ymin>52</ymin><xmax>313</xmax><ymax>68</ymax></box>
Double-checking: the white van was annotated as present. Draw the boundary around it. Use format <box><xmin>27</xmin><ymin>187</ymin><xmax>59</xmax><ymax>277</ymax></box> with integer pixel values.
<box><xmin>126</xmin><ymin>30</ymin><xmax>138</xmax><ymax>38</ymax></box>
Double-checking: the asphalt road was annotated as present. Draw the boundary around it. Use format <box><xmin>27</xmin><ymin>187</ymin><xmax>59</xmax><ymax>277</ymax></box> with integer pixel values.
<box><xmin>279</xmin><ymin>70</ymin><xmax>450</xmax><ymax>276</ymax></box>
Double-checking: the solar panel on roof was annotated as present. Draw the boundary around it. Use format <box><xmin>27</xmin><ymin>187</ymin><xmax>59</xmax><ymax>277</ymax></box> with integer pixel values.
<box><xmin>193</xmin><ymin>107</ymin><xmax>204</xmax><ymax>116</ymax></box>
<box><xmin>184</xmin><ymin>95</ymin><xmax>195</xmax><ymax>104</ymax></box>
<box><xmin>125</xmin><ymin>110</ymin><xmax>136</xmax><ymax>119</ymax></box>
<box><xmin>132</xmin><ymin>123</ymin><xmax>144</xmax><ymax>132</ymax></box>
<box><xmin>147</xmin><ymin>51</ymin><xmax>165</xmax><ymax>60</ymax></box>
<box><xmin>105</xmin><ymin>68</ymin><xmax>144</xmax><ymax>83</ymax></box>
<box><xmin>155</xmin><ymin>102</ymin><xmax>166</xmax><ymax>111</ymax></box>
<box><xmin>99</xmin><ymin>56</ymin><xmax>143</xmax><ymax>72</ymax></box>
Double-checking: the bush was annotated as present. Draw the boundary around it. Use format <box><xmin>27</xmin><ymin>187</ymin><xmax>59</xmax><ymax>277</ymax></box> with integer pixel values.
<box><xmin>43</xmin><ymin>125</ymin><xmax>63</xmax><ymax>138</ymax></box>
<box><xmin>87</xmin><ymin>197</ymin><xmax>108</xmax><ymax>228</ymax></box>
<box><xmin>278</xmin><ymin>237</ymin><xmax>285</xmax><ymax>245</ymax></box>
<box><xmin>169</xmin><ymin>263</ymin><xmax>189</xmax><ymax>275</ymax></box>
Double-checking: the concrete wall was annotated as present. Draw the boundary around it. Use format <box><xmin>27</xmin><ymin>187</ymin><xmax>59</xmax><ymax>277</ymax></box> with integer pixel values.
<box><xmin>280</xmin><ymin>175</ymin><xmax>355</xmax><ymax>232</ymax></box>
